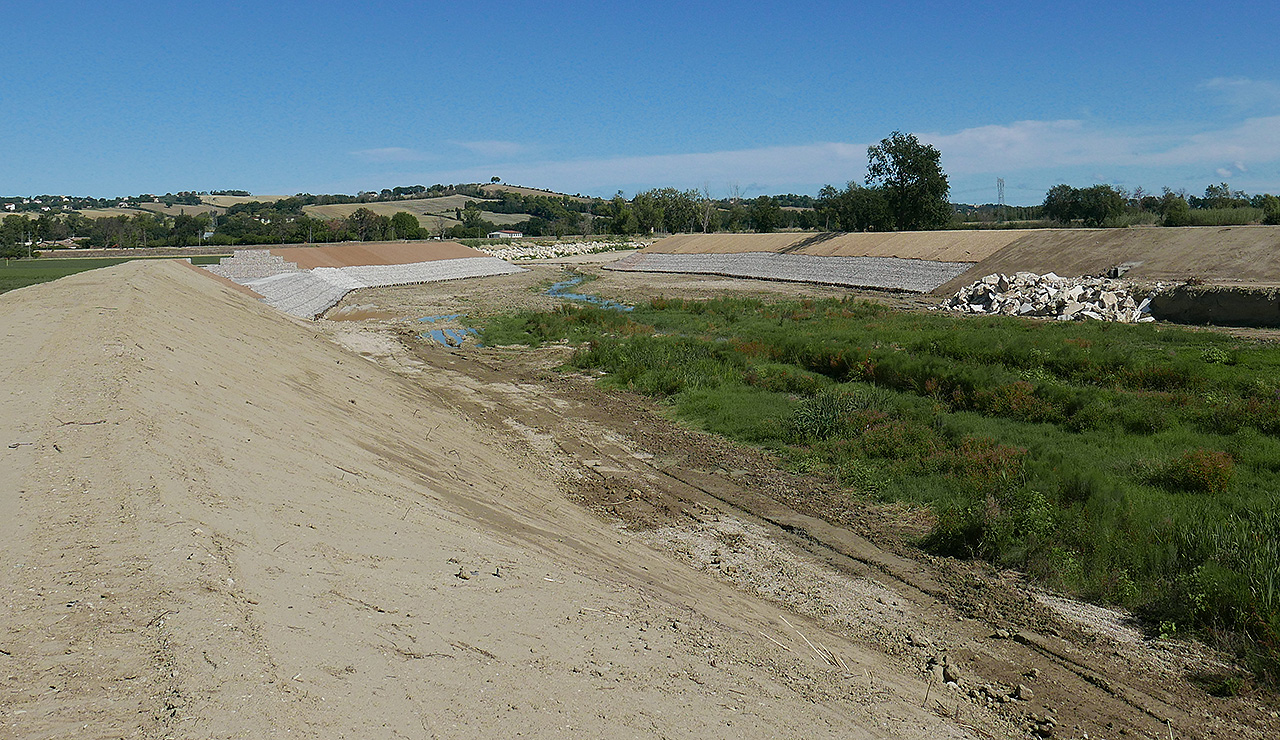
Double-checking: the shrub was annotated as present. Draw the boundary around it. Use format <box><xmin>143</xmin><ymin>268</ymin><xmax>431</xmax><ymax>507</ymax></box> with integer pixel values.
<box><xmin>977</xmin><ymin>381</ymin><xmax>1060</xmax><ymax>423</ymax></box>
<box><xmin>860</xmin><ymin>419</ymin><xmax>944</xmax><ymax>461</ymax></box>
<box><xmin>1200</xmin><ymin>347</ymin><xmax>1234</xmax><ymax>365</ymax></box>
<box><xmin>744</xmin><ymin>363</ymin><xmax>826</xmax><ymax>395</ymax></box>
<box><xmin>947</xmin><ymin>436</ymin><xmax>1027</xmax><ymax>492</ymax></box>
<box><xmin>1185</xmin><ymin>207</ymin><xmax>1265</xmax><ymax>226</ymax></box>
<box><xmin>1155</xmin><ymin>450</ymin><xmax>1235</xmax><ymax>493</ymax></box>
<box><xmin>786</xmin><ymin>387</ymin><xmax>880</xmax><ymax>442</ymax></box>
<box><xmin>925</xmin><ymin>487</ymin><xmax>1054</xmax><ymax>565</ymax></box>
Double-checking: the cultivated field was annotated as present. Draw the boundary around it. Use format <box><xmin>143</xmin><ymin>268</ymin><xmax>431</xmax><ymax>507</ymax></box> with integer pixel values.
<box><xmin>0</xmin><ymin>254</ymin><xmax>224</xmax><ymax>294</ymax></box>
<box><xmin>481</xmin><ymin>183</ymin><xmax>594</xmax><ymax>202</ymax></box>
<box><xmin>301</xmin><ymin>195</ymin><xmax>535</xmax><ymax>229</ymax></box>
<box><xmin>200</xmin><ymin>194</ymin><xmax>289</xmax><ymax>207</ymax></box>
<box><xmin>136</xmin><ymin>202</ymin><xmax>224</xmax><ymax>217</ymax></box>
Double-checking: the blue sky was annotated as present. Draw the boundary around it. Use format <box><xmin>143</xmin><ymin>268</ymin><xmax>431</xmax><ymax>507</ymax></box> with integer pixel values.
<box><xmin>2</xmin><ymin>1</ymin><xmax>1278</xmax><ymax>205</ymax></box>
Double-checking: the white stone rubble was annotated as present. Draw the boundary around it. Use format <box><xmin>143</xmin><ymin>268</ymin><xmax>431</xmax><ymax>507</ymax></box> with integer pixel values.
<box><xmin>940</xmin><ymin>272</ymin><xmax>1165</xmax><ymax>323</ymax></box>
<box><xmin>479</xmin><ymin>240</ymin><xmax>647</xmax><ymax>261</ymax></box>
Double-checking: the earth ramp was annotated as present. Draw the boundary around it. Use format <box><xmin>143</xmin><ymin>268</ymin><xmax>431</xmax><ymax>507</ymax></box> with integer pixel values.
<box><xmin>0</xmin><ymin>259</ymin><xmax>981</xmax><ymax>739</ymax></box>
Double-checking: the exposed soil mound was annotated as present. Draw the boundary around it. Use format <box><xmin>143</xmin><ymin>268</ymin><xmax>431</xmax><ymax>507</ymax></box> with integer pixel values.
<box><xmin>936</xmin><ymin>225</ymin><xmax>1280</xmax><ymax>295</ymax></box>
<box><xmin>649</xmin><ymin>231</ymin><xmax>1026</xmax><ymax>262</ymax></box>
<box><xmin>270</xmin><ymin>240</ymin><xmax>484</xmax><ymax>269</ymax></box>
<box><xmin>642</xmin><ymin>227</ymin><xmax>1280</xmax><ymax>299</ymax></box>
<box><xmin>0</xmin><ymin>260</ymin><xmax>974</xmax><ymax>739</ymax></box>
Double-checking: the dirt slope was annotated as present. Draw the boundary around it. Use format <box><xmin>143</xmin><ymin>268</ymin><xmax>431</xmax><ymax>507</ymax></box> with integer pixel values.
<box><xmin>648</xmin><ymin>231</ymin><xmax>1027</xmax><ymax>262</ymax></box>
<box><xmin>935</xmin><ymin>225</ymin><xmax>1280</xmax><ymax>294</ymax></box>
<box><xmin>320</xmin><ymin>263</ymin><xmax>1280</xmax><ymax>740</ymax></box>
<box><xmin>646</xmin><ymin>227</ymin><xmax>1280</xmax><ymax>296</ymax></box>
<box><xmin>269</xmin><ymin>240</ymin><xmax>485</xmax><ymax>268</ymax></box>
<box><xmin>1</xmin><ymin>262</ymin><xmax>983</xmax><ymax>739</ymax></box>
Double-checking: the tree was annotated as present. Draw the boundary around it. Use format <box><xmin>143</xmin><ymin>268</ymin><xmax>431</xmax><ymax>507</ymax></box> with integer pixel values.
<box><xmin>697</xmin><ymin>184</ymin><xmax>717</xmax><ymax>233</ymax></box>
<box><xmin>747</xmin><ymin>196</ymin><xmax>782</xmax><ymax>232</ymax></box>
<box><xmin>1261</xmin><ymin>195</ymin><xmax>1280</xmax><ymax>225</ymax></box>
<box><xmin>1076</xmin><ymin>185</ymin><xmax>1125</xmax><ymax>227</ymax></box>
<box><xmin>607</xmin><ymin>194</ymin><xmax>637</xmax><ymax>235</ymax></box>
<box><xmin>864</xmin><ymin>131</ymin><xmax>951</xmax><ymax>230</ymax></box>
<box><xmin>349</xmin><ymin>207</ymin><xmax>388</xmax><ymax>241</ymax></box>
<box><xmin>642</xmin><ymin>187</ymin><xmax>698</xmax><ymax>233</ymax></box>
<box><xmin>171</xmin><ymin>213</ymin><xmax>204</xmax><ymax>245</ymax></box>
<box><xmin>389</xmin><ymin>211</ymin><xmax>422</xmax><ymax>239</ymax></box>
<box><xmin>815</xmin><ymin>185</ymin><xmax>840</xmax><ymax>230</ymax></box>
<box><xmin>1042</xmin><ymin>184</ymin><xmax>1124</xmax><ymax>227</ymax></box>
<box><xmin>1160</xmin><ymin>190</ymin><xmax>1192</xmax><ymax>227</ymax></box>
<box><xmin>1202</xmin><ymin>182</ymin><xmax>1248</xmax><ymax>209</ymax></box>
<box><xmin>631</xmin><ymin>191</ymin><xmax>664</xmax><ymax>234</ymax></box>
<box><xmin>834</xmin><ymin>183</ymin><xmax>892</xmax><ymax>232</ymax></box>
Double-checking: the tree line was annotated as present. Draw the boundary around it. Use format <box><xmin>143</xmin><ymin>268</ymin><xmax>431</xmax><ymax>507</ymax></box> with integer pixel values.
<box><xmin>1037</xmin><ymin>182</ymin><xmax>1280</xmax><ymax>228</ymax></box>
<box><xmin>8</xmin><ymin>130</ymin><xmax>1280</xmax><ymax>257</ymax></box>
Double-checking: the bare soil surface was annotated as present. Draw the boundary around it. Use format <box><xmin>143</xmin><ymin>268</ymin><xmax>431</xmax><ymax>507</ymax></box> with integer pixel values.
<box><xmin>1</xmin><ymin>257</ymin><xmax>1275</xmax><ymax>739</ymax></box>
<box><xmin>270</xmin><ymin>241</ymin><xmax>485</xmax><ymax>269</ymax></box>
<box><xmin>650</xmin><ymin>231</ymin><xmax>1026</xmax><ymax>262</ymax></box>
<box><xmin>935</xmin><ymin>225</ymin><xmax>1280</xmax><ymax>295</ymax></box>
<box><xmin>319</xmin><ymin>256</ymin><xmax>1280</xmax><ymax>739</ymax></box>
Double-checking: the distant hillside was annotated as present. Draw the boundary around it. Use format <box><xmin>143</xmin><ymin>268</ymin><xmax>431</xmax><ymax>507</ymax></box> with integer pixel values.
<box><xmin>300</xmin><ymin>195</ymin><xmax>534</xmax><ymax>230</ymax></box>
<box><xmin>480</xmin><ymin>184</ymin><xmax>593</xmax><ymax>203</ymax></box>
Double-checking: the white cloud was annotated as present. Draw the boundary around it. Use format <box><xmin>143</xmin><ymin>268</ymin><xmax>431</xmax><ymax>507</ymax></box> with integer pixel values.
<box><xmin>1198</xmin><ymin>77</ymin><xmax>1280</xmax><ymax>111</ymax></box>
<box><xmin>450</xmin><ymin>140</ymin><xmax>526</xmax><ymax>158</ymax></box>
<box><xmin>1147</xmin><ymin>115</ymin><xmax>1280</xmax><ymax>166</ymax></box>
<box><xmin>923</xmin><ymin>116</ymin><xmax>1280</xmax><ymax>176</ymax></box>
<box><xmin>350</xmin><ymin>147</ymin><xmax>432</xmax><ymax>163</ymax></box>
<box><xmin>392</xmin><ymin>141</ymin><xmax>869</xmax><ymax>195</ymax></box>
<box><xmin>347</xmin><ymin>115</ymin><xmax>1280</xmax><ymax>195</ymax></box>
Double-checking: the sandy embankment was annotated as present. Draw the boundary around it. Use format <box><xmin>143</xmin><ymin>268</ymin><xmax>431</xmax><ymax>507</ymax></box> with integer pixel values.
<box><xmin>0</xmin><ymin>261</ymin><xmax>969</xmax><ymax>739</ymax></box>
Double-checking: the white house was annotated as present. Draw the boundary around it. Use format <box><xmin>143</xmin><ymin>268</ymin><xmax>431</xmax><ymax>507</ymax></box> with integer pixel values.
<box><xmin>487</xmin><ymin>230</ymin><xmax>524</xmax><ymax>239</ymax></box>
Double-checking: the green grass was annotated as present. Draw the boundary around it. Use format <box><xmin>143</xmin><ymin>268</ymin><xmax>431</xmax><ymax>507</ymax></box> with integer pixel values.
<box><xmin>0</xmin><ymin>255</ymin><xmax>224</xmax><ymax>294</ymax></box>
<box><xmin>483</xmin><ymin>294</ymin><xmax>1280</xmax><ymax>683</ymax></box>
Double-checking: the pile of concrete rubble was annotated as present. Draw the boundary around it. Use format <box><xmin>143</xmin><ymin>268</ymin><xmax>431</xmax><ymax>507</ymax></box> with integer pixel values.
<box><xmin>940</xmin><ymin>272</ymin><xmax>1164</xmax><ymax>323</ymax></box>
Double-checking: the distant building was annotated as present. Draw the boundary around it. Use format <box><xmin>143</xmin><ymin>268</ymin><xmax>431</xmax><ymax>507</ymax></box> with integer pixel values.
<box><xmin>487</xmin><ymin>230</ymin><xmax>523</xmax><ymax>239</ymax></box>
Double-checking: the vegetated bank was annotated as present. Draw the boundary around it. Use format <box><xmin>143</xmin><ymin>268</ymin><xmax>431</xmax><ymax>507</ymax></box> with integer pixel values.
<box><xmin>483</xmin><ymin>293</ymin><xmax>1280</xmax><ymax>684</ymax></box>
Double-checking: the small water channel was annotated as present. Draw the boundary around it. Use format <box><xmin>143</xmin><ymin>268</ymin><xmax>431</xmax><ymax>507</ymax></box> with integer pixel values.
<box><xmin>546</xmin><ymin>276</ymin><xmax>633</xmax><ymax>312</ymax></box>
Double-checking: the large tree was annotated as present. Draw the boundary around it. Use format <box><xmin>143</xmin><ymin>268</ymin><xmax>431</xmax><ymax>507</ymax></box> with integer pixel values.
<box><xmin>817</xmin><ymin>182</ymin><xmax>892</xmax><ymax>232</ymax></box>
<box><xmin>1075</xmin><ymin>185</ymin><xmax>1125</xmax><ymax>227</ymax></box>
<box><xmin>748</xmin><ymin>196</ymin><xmax>782</xmax><ymax>233</ymax></box>
<box><xmin>864</xmin><ymin>131</ymin><xmax>951</xmax><ymax>230</ymax></box>
<box><xmin>1042</xmin><ymin>184</ymin><xmax>1125</xmax><ymax>227</ymax></box>
<box><xmin>389</xmin><ymin>211</ymin><xmax>422</xmax><ymax>239</ymax></box>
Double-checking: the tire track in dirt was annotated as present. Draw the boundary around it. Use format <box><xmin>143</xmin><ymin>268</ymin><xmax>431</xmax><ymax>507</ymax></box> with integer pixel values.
<box><xmin>390</xmin><ymin>334</ymin><xmax>1275</xmax><ymax>740</ymax></box>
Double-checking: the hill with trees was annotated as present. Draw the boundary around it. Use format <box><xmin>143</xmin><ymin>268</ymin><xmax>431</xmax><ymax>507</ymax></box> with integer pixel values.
<box><xmin>3</xmin><ymin>128</ymin><xmax>1280</xmax><ymax>257</ymax></box>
